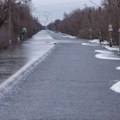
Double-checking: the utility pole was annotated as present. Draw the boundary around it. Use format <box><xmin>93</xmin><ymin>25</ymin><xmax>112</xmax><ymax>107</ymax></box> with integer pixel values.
<box><xmin>82</xmin><ymin>11</ymin><xmax>85</xmax><ymax>36</ymax></box>
<box><xmin>17</xmin><ymin>14</ymin><xmax>20</xmax><ymax>43</ymax></box>
<box><xmin>118</xmin><ymin>0</ymin><xmax>120</xmax><ymax>53</ymax></box>
<box><xmin>8</xmin><ymin>0</ymin><xmax>12</xmax><ymax>45</ymax></box>
<box><xmin>89</xmin><ymin>9</ymin><xmax>92</xmax><ymax>40</ymax></box>
<box><xmin>99</xmin><ymin>7</ymin><xmax>102</xmax><ymax>43</ymax></box>
<box><xmin>108</xmin><ymin>0</ymin><xmax>113</xmax><ymax>47</ymax></box>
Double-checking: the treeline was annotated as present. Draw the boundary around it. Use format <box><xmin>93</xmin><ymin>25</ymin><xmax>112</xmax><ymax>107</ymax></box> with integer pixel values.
<box><xmin>48</xmin><ymin>0</ymin><xmax>120</xmax><ymax>45</ymax></box>
<box><xmin>0</xmin><ymin>0</ymin><xmax>42</xmax><ymax>49</ymax></box>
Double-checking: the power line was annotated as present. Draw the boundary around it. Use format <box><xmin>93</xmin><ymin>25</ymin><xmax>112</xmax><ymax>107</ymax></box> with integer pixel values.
<box><xmin>88</xmin><ymin>0</ymin><xmax>100</xmax><ymax>7</ymax></box>
<box><xmin>33</xmin><ymin>0</ymin><xmax>101</xmax><ymax>15</ymax></box>
<box><xmin>34</xmin><ymin>0</ymin><xmax>101</xmax><ymax>25</ymax></box>
<box><xmin>35</xmin><ymin>1</ymin><xmax>83</xmax><ymax>7</ymax></box>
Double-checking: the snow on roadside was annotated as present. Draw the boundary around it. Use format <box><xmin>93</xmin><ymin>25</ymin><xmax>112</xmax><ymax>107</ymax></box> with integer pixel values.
<box><xmin>62</xmin><ymin>35</ymin><xmax>76</xmax><ymax>39</ymax></box>
<box><xmin>95</xmin><ymin>49</ymin><xmax>120</xmax><ymax>93</ymax></box>
<box><xmin>90</xmin><ymin>39</ymin><xmax>100</xmax><ymax>44</ymax></box>
<box><xmin>58</xmin><ymin>32</ymin><xmax>76</xmax><ymax>39</ymax></box>
<box><xmin>90</xmin><ymin>39</ymin><xmax>109</xmax><ymax>45</ymax></box>
<box><xmin>111</xmin><ymin>81</ymin><xmax>120</xmax><ymax>93</ymax></box>
<box><xmin>81</xmin><ymin>39</ymin><xmax>109</xmax><ymax>47</ymax></box>
<box><xmin>95</xmin><ymin>50</ymin><xmax>112</xmax><ymax>54</ymax></box>
<box><xmin>83</xmin><ymin>39</ymin><xmax>120</xmax><ymax>93</ymax></box>
<box><xmin>104</xmin><ymin>45</ymin><xmax>119</xmax><ymax>51</ymax></box>
<box><xmin>116</xmin><ymin>66</ymin><xmax>120</xmax><ymax>70</ymax></box>
<box><xmin>102</xmin><ymin>41</ymin><xmax>109</xmax><ymax>45</ymax></box>
<box><xmin>81</xmin><ymin>43</ymin><xmax>98</xmax><ymax>46</ymax></box>
<box><xmin>95</xmin><ymin>50</ymin><xmax>120</xmax><ymax>60</ymax></box>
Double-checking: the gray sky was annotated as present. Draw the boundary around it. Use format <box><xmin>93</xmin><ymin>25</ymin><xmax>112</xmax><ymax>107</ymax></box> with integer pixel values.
<box><xmin>32</xmin><ymin>0</ymin><xmax>102</xmax><ymax>25</ymax></box>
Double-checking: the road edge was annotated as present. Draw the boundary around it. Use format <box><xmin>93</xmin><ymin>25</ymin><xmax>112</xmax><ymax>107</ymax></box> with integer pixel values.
<box><xmin>0</xmin><ymin>44</ymin><xmax>57</xmax><ymax>96</ymax></box>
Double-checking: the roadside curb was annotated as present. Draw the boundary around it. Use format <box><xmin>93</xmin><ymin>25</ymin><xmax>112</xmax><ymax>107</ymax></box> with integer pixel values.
<box><xmin>0</xmin><ymin>44</ymin><xmax>57</xmax><ymax>96</ymax></box>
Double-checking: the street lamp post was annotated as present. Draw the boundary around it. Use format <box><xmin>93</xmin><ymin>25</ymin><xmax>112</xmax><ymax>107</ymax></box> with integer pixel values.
<box><xmin>108</xmin><ymin>0</ymin><xmax>113</xmax><ymax>47</ymax></box>
<box><xmin>99</xmin><ymin>7</ymin><xmax>102</xmax><ymax>43</ymax></box>
<box><xmin>82</xmin><ymin>11</ymin><xmax>85</xmax><ymax>36</ymax></box>
<box><xmin>89</xmin><ymin>9</ymin><xmax>92</xmax><ymax>40</ymax></box>
<box><xmin>118</xmin><ymin>0</ymin><xmax>120</xmax><ymax>53</ymax></box>
<box><xmin>8</xmin><ymin>0</ymin><xmax>12</xmax><ymax>45</ymax></box>
<box><xmin>17</xmin><ymin>14</ymin><xmax>20</xmax><ymax>43</ymax></box>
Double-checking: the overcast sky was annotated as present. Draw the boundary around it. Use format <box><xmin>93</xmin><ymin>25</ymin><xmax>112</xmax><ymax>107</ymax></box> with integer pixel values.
<box><xmin>32</xmin><ymin>0</ymin><xmax>102</xmax><ymax>25</ymax></box>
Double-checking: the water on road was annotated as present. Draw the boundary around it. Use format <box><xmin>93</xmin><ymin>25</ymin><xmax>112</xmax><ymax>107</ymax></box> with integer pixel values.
<box><xmin>0</xmin><ymin>30</ymin><xmax>55</xmax><ymax>84</ymax></box>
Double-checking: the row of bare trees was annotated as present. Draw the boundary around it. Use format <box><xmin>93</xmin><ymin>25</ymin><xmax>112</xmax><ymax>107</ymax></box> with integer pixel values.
<box><xmin>48</xmin><ymin>0</ymin><xmax>120</xmax><ymax>45</ymax></box>
<box><xmin>0</xmin><ymin>0</ymin><xmax>42</xmax><ymax>49</ymax></box>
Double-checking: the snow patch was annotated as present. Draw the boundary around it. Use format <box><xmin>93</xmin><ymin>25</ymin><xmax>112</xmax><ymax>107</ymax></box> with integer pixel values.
<box><xmin>104</xmin><ymin>45</ymin><xmax>119</xmax><ymax>51</ymax></box>
<box><xmin>116</xmin><ymin>66</ymin><xmax>120</xmax><ymax>70</ymax></box>
<box><xmin>81</xmin><ymin>42</ymin><xmax>98</xmax><ymax>46</ymax></box>
<box><xmin>95</xmin><ymin>50</ymin><xmax>112</xmax><ymax>54</ymax></box>
<box><xmin>111</xmin><ymin>81</ymin><xmax>120</xmax><ymax>93</ymax></box>
<box><xmin>58</xmin><ymin>32</ymin><xmax>76</xmax><ymax>39</ymax></box>
<box><xmin>90</xmin><ymin>39</ymin><xmax>100</xmax><ymax>44</ymax></box>
<box><xmin>95</xmin><ymin>50</ymin><xmax>120</xmax><ymax>60</ymax></box>
<box><xmin>90</xmin><ymin>39</ymin><xmax>109</xmax><ymax>45</ymax></box>
<box><xmin>57</xmin><ymin>40</ymin><xmax>80</xmax><ymax>44</ymax></box>
<box><xmin>62</xmin><ymin>35</ymin><xmax>76</xmax><ymax>39</ymax></box>
<box><xmin>102</xmin><ymin>41</ymin><xmax>109</xmax><ymax>45</ymax></box>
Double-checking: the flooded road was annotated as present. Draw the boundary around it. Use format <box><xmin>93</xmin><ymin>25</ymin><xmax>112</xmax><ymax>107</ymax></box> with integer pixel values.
<box><xmin>0</xmin><ymin>30</ymin><xmax>56</xmax><ymax>84</ymax></box>
<box><xmin>0</xmin><ymin>31</ymin><xmax>120</xmax><ymax>120</ymax></box>
<box><xmin>0</xmin><ymin>45</ymin><xmax>27</xmax><ymax>83</ymax></box>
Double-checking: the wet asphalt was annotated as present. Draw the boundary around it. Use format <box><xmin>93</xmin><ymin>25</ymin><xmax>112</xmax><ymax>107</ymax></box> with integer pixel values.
<box><xmin>0</xmin><ymin>31</ymin><xmax>120</xmax><ymax>120</ymax></box>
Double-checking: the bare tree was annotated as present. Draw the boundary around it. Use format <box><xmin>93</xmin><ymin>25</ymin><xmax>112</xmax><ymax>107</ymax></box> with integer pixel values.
<box><xmin>48</xmin><ymin>0</ymin><xmax>120</xmax><ymax>45</ymax></box>
<box><xmin>0</xmin><ymin>0</ymin><xmax>42</xmax><ymax>49</ymax></box>
<box><xmin>0</xmin><ymin>0</ymin><xmax>9</xmax><ymax>28</ymax></box>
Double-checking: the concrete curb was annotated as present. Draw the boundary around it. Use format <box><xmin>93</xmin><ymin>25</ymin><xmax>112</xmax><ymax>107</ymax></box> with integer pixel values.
<box><xmin>0</xmin><ymin>44</ymin><xmax>57</xmax><ymax>96</ymax></box>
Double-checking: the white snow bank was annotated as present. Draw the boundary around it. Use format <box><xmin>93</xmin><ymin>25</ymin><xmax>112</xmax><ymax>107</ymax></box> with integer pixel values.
<box><xmin>62</xmin><ymin>35</ymin><xmax>76</xmax><ymax>39</ymax></box>
<box><xmin>95</xmin><ymin>50</ymin><xmax>120</xmax><ymax>60</ymax></box>
<box><xmin>111</xmin><ymin>81</ymin><xmax>120</xmax><ymax>93</ymax></box>
<box><xmin>82</xmin><ymin>39</ymin><xmax>108</xmax><ymax>47</ymax></box>
<box><xmin>58</xmin><ymin>32</ymin><xmax>76</xmax><ymax>39</ymax></box>
<box><xmin>0</xmin><ymin>30</ymin><xmax>56</xmax><ymax>94</ymax></box>
<box><xmin>81</xmin><ymin>43</ymin><xmax>98</xmax><ymax>46</ymax></box>
<box><xmin>104</xmin><ymin>45</ymin><xmax>119</xmax><ymax>51</ymax></box>
<box><xmin>102</xmin><ymin>41</ymin><xmax>109</xmax><ymax>45</ymax></box>
<box><xmin>90</xmin><ymin>39</ymin><xmax>119</xmax><ymax>51</ymax></box>
<box><xmin>57</xmin><ymin>40</ymin><xmax>80</xmax><ymax>44</ymax></box>
<box><xmin>116</xmin><ymin>66</ymin><xmax>120</xmax><ymax>70</ymax></box>
<box><xmin>95</xmin><ymin>50</ymin><xmax>113</xmax><ymax>54</ymax></box>
<box><xmin>90</xmin><ymin>39</ymin><xmax>109</xmax><ymax>45</ymax></box>
<box><xmin>90</xmin><ymin>39</ymin><xmax>100</xmax><ymax>44</ymax></box>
